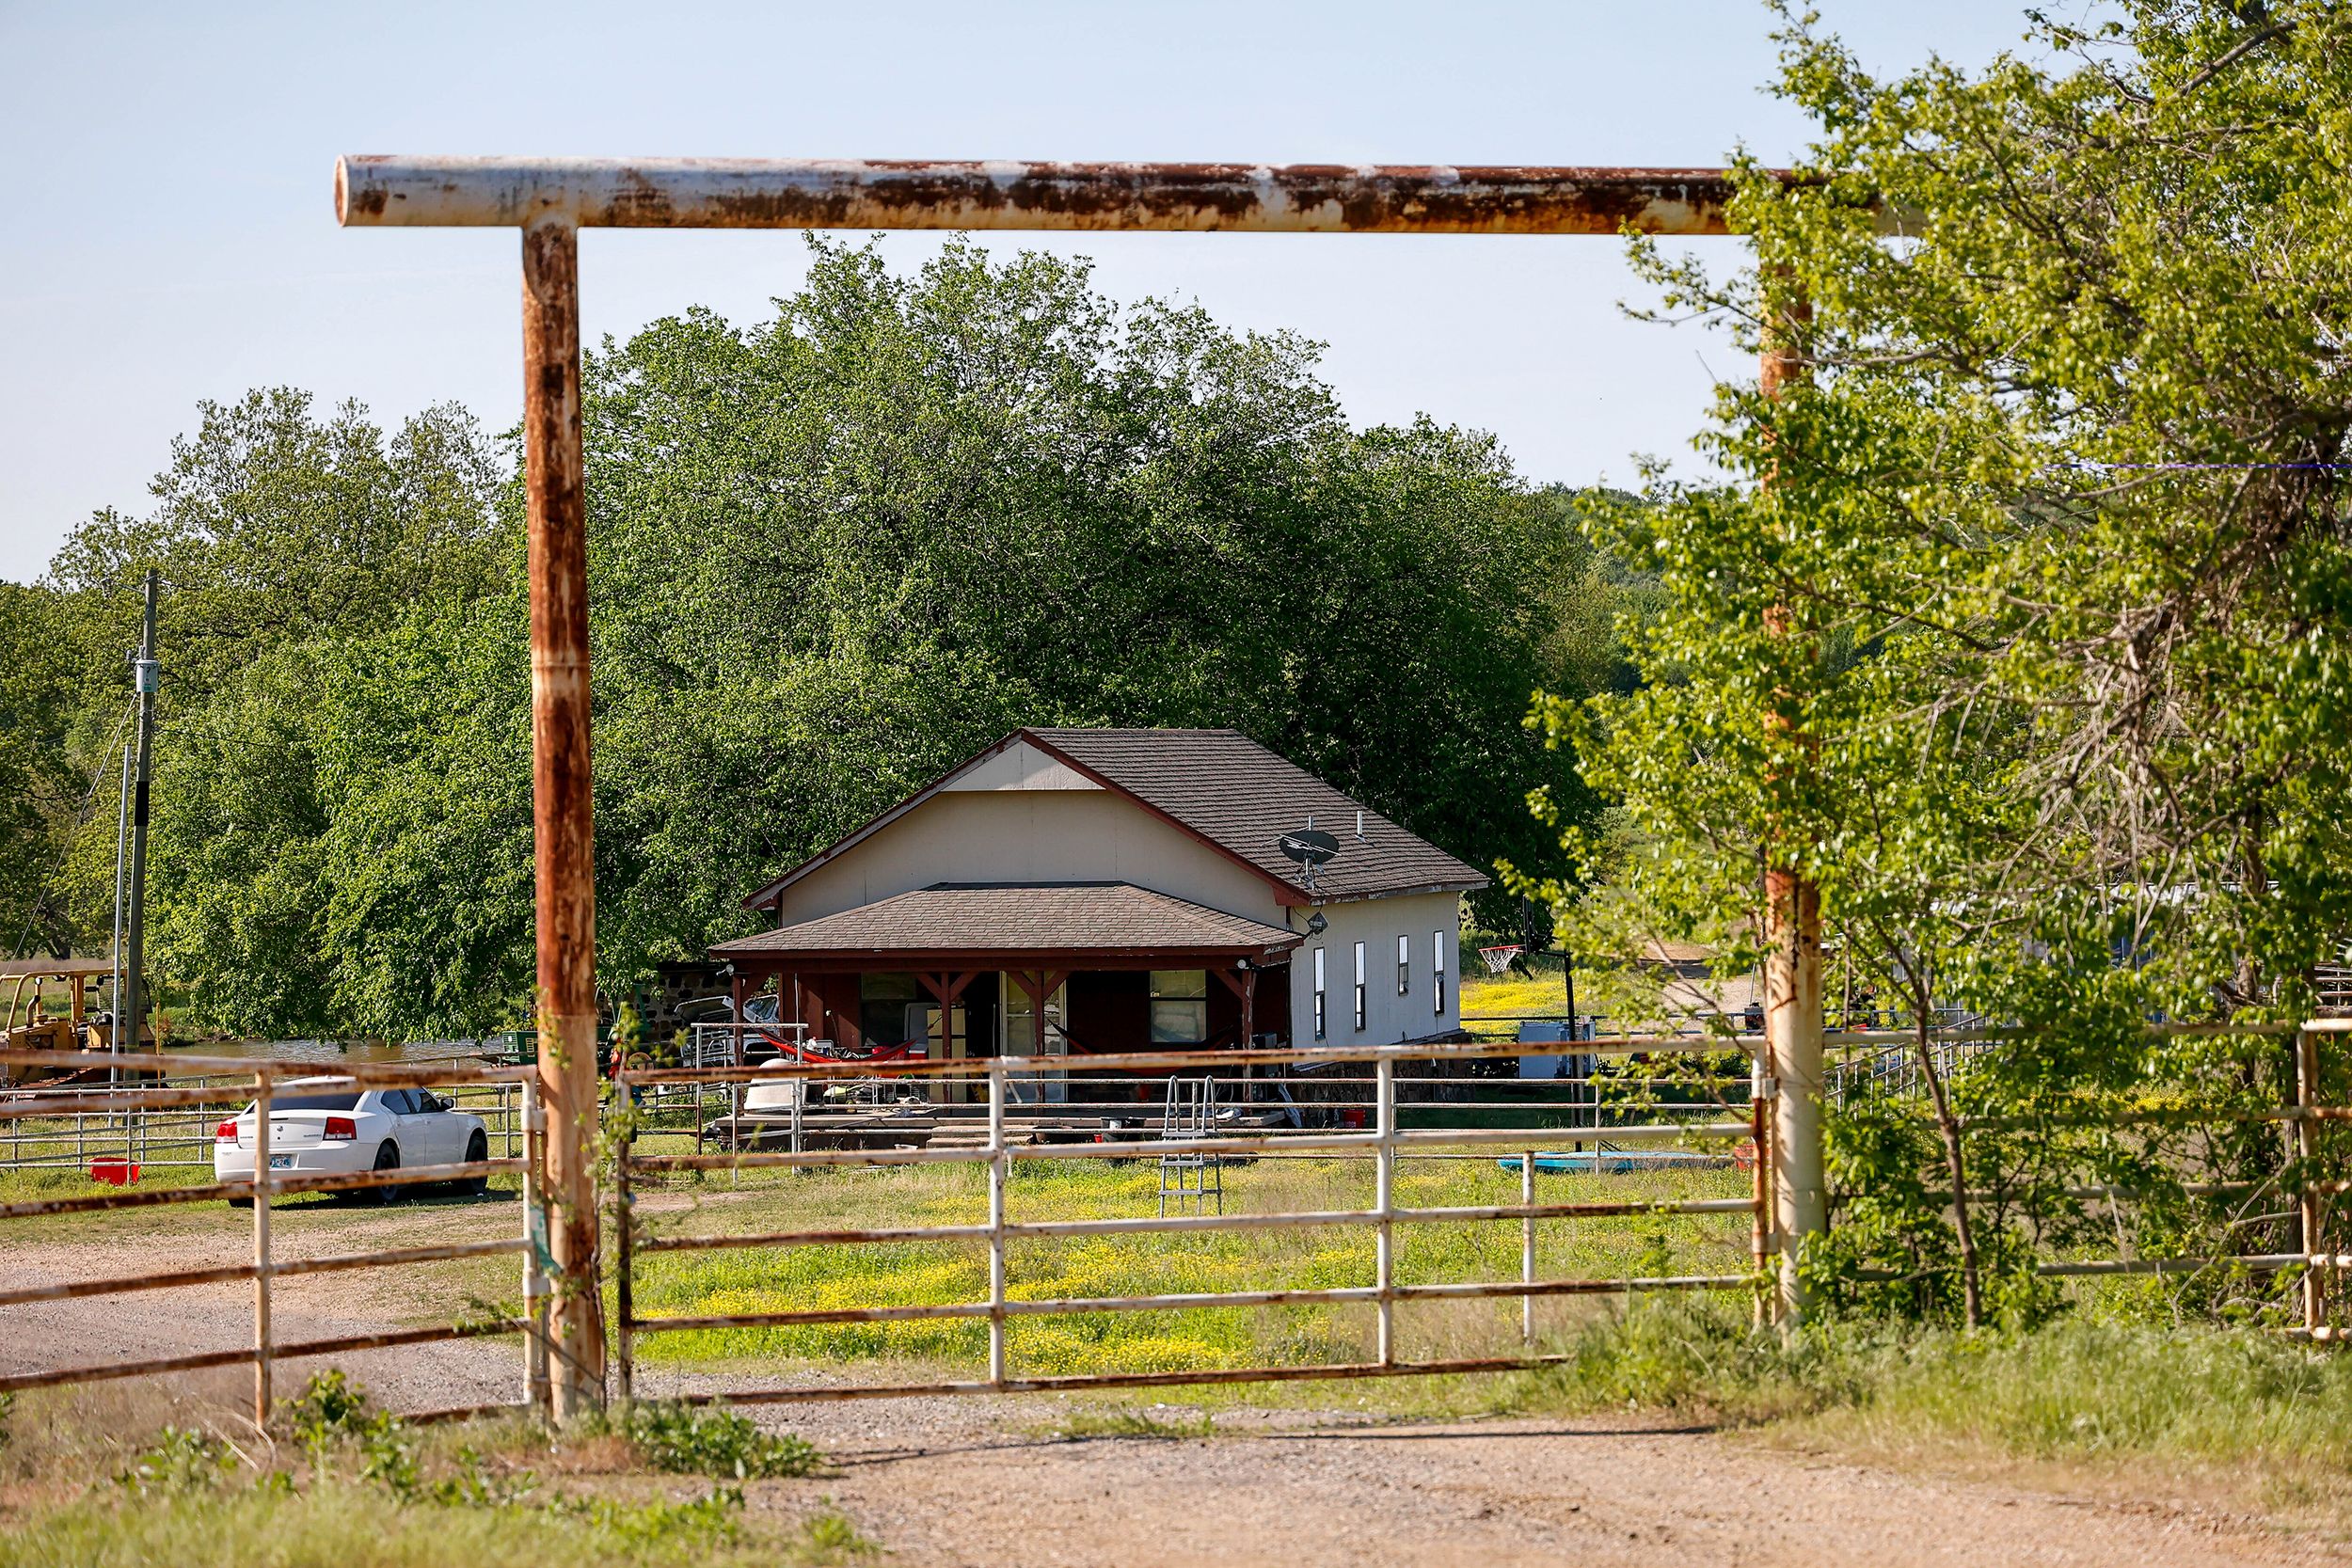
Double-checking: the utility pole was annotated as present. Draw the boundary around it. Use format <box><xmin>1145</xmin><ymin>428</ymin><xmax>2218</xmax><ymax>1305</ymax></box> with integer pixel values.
<box><xmin>120</xmin><ymin>570</ymin><xmax>160</xmax><ymax>1059</ymax></box>
<box><xmin>109</xmin><ymin>736</ymin><xmax>130</xmax><ymax>1076</ymax></box>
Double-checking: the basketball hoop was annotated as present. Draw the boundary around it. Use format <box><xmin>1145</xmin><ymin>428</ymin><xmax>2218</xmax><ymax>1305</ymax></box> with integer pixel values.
<box><xmin>1477</xmin><ymin>944</ymin><xmax>1525</xmax><ymax>976</ymax></box>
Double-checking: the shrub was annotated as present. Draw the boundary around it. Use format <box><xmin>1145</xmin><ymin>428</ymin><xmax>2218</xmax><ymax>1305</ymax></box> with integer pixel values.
<box><xmin>611</xmin><ymin>1402</ymin><xmax>820</xmax><ymax>1480</ymax></box>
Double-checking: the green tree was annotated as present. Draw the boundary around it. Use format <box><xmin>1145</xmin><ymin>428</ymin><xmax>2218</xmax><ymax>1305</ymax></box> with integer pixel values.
<box><xmin>562</xmin><ymin>238</ymin><xmax>1597</xmax><ymax>996</ymax></box>
<box><xmin>2</xmin><ymin>391</ymin><xmax>509</xmax><ymax>1027</ymax></box>
<box><xmin>0</xmin><ymin>582</ymin><xmax>99</xmax><ymax>957</ymax></box>
<box><xmin>1539</xmin><ymin>2</ymin><xmax>2352</xmax><ymax>1323</ymax></box>
<box><xmin>11</xmin><ymin>245</ymin><xmax>1621</xmax><ymax>1037</ymax></box>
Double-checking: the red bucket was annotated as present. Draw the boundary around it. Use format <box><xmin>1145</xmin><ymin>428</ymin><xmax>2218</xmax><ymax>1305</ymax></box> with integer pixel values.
<box><xmin>89</xmin><ymin>1159</ymin><xmax>140</xmax><ymax>1187</ymax></box>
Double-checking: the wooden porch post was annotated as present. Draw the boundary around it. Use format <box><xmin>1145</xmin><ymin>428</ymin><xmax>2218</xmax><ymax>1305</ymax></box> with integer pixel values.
<box><xmin>916</xmin><ymin>971</ymin><xmax>978</xmax><ymax>1061</ymax></box>
<box><xmin>1211</xmin><ymin>963</ymin><xmax>1258</xmax><ymax>1050</ymax></box>
<box><xmin>1009</xmin><ymin>971</ymin><xmax>1044</xmax><ymax>1043</ymax></box>
<box><xmin>728</xmin><ymin>971</ymin><xmax>746</xmax><ymax>1067</ymax></box>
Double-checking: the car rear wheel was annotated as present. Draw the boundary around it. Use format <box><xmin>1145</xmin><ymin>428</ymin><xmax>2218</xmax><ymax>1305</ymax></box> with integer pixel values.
<box><xmin>458</xmin><ymin>1130</ymin><xmax>488</xmax><ymax>1196</ymax></box>
<box><xmin>362</xmin><ymin>1140</ymin><xmax>401</xmax><ymax>1206</ymax></box>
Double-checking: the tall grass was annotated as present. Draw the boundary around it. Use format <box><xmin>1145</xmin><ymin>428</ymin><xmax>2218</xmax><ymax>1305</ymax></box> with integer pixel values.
<box><xmin>0</xmin><ymin>1380</ymin><xmax>862</xmax><ymax>1568</ymax></box>
<box><xmin>0</xmin><ymin>1481</ymin><xmax>745</xmax><ymax>1568</ymax></box>
<box><xmin>1501</xmin><ymin>1299</ymin><xmax>2352</xmax><ymax>1515</ymax></box>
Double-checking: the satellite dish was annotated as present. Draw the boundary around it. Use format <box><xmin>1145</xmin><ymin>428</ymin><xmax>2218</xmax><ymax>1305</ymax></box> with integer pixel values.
<box><xmin>1277</xmin><ymin>829</ymin><xmax>1341</xmax><ymax>866</ymax></box>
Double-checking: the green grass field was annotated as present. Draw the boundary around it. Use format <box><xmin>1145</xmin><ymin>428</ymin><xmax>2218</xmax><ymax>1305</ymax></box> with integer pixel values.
<box><xmin>1457</xmin><ymin>970</ymin><xmax>1573</xmax><ymax>1020</ymax></box>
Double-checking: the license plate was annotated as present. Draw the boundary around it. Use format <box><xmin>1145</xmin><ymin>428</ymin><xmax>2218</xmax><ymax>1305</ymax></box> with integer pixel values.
<box><xmin>270</xmin><ymin>1154</ymin><xmax>294</xmax><ymax>1169</ymax></box>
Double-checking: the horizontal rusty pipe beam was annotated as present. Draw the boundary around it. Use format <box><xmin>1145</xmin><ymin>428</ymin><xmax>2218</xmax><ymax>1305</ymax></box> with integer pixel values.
<box><xmin>0</xmin><ymin>1318</ymin><xmax>526</xmax><ymax>1396</ymax></box>
<box><xmin>0</xmin><ymin>1238</ymin><xmax>523</xmax><ymax>1309</ymax></box>
<box><xmin>0</xmin><ymin>1158</ymin><xmax>520</xmax><ymax>1219</ymax></box>
<box><xmin>616</xmin><ymin>1035</ymin><xmax>1746</xmax><ymax>1086</ymax></box>
<box><xmin>0</xmin><ymin>1086</ymin><xmax>271</xmax><ymax>1117</ymax></box>
<box><xmin>2035</xmin><ymin>1255</ymin><xmax>2313</xmax><ymax>1278</ymax></box>
<box><xmin>677</xmin><ymin>1354</ymin><xmax>1582</xmax><ymax>1405</ymax></box>
<box><xmin>335</xmin><ymin>157</ymin><xmax>1783</xmax><ymax>236</ymax></box>
<box><xmin>403</xmin><ymin>1399</ymin><xmax>537</xmax><ymax>1425</ymax></box>
<box><xmin>0</xmin><ymin>1048</ymin><xmax>532</xmax><ymax>1085</ymax></box>
<box><xmin>0</xmin><ymin>1261</ymin><xmax>260</xmax><ymax>1307</ymax></box>
<box><xmin>1956</xmin><ymin>1105</ymin><xmax>2350</xmax><ymax>1132</ymax></box>
<box><xmin>632</xmin><ymin>1196</ymin><xmax>1758</xmax><ymax>1256</ymax></box>
<box><xmin>628</xmin><ymin>1118</ymin><xmax>1746</xmax><ymax>1173</ymax></box>
<box><xmin>628</xmin><ymin>1272</ymin><xmax>1746</xmax><ymax>1335</ymax></box>
<box><xmin>1858</xmin><ymin>1253</ymin><xmax>2330</xmax><ymax>1282</ymax></box>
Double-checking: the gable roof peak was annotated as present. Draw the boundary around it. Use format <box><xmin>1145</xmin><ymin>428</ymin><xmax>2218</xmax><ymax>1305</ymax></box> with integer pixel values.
<box><xmin>741</xmin><ymin>725</ymin><xmax>1488</xmax><ymax>911</ymax></box>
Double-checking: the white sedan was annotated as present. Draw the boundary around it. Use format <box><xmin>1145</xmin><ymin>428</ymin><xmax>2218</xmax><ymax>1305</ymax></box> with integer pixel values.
<box><xmin>214</xmin><ymin>1080</ymin><xmax>490</xmax><ymax>1204</ymax></box>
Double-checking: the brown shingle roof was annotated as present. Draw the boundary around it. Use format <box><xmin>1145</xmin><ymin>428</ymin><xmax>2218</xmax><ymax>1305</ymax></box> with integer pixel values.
<box><xmin>1027</xmin><ymin>729</ymin><xmax>1487</xmax><ymax>901</ymax></box>
<box><xmin>739</xmin><ymin>726</ymin><xmax>1489</xmax><ymax>911</ymax></box>
<box><xmin>713</xmin><ymin>882</ymin><xmax>1303</xmax><ymax>960</ymax></box>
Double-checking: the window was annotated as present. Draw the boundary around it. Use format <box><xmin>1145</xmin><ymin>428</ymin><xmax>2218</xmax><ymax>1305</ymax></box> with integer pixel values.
<box><xmin>1312</xmin><ymin>947</ymin><xmax>1327</xmax><ymax>1040</ymax></box>
<box><xmin>859</xmin><ymin>972</ymin><xmax>920</xmax><ymax>1046</ymax></box>
<box><xmin>376</xmin><ymin>1090</ymin><xmax>416</xmax><ymax>1115</ymax></box>
<box><xmin>1432</xmin><ymin>930</ymin><xmax>1447</xmax><ymax>1015</ymax></box>
<box><xmin>1397</xmin><ymin>934</ymin><xmax>1410</xmax><ymax>996</ymax></box>
<box><xmin>1352</xmin><ymin>942</ymin><xmax>1367</xmax><ymax>1030</ymax></box>
<box><xmin>254</xmin><ymin>1090</ymin><xmax>361</xmax><ymax>1114</ymax></box>
<box><xmin>997</xmin><ymin>974</ymin><xmax>1064</xmax><ymax>1055</ymax></box>
<box><xmin>1149</xmin><ymin>970</ymin><xmax>1209</xmax><ymax>1044</ymax></box>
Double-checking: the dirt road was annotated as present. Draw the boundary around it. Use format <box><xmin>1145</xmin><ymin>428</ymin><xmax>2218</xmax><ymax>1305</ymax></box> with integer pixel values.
<box><xmin>757</xmin><ymin>1401</ymin><xmax>2340</xmax><ymax>1568</ymax></box>
<box><xmin>5</xmin><ymin>1206</ymin><xmax>2343</xmax><ymax>1566</ymax></box>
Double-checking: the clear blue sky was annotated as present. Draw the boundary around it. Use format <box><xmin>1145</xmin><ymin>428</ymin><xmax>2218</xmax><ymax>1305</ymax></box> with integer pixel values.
<box><xmin>0</xmin><ymin>1</ymin><xmax>2048</xmax><ymax>583</ymax></box>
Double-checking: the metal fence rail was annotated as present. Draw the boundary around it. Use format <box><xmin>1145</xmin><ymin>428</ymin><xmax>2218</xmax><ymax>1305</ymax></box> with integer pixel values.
<box><xmin>0</xmin><ymin>1075</ymin><xmax>527</xmax><ymax>1173</ymax></box>
<box><xmin>612</xmin><ymin>1037</ymin><xmax>1769</xmax><ymax>1405</ymax></box>
<box><xmin>0</xmin><ymin>1049</ymin><xmax>548</xmax><ymax>1425</ymax></box>
<box><xmin>3</xmin><ymin>1022</ymin><xmax>2344</xmax><ymax>1426</ymax></box>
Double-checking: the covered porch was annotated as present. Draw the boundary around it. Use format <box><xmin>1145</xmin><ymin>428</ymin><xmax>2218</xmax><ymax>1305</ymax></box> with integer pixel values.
<box><xmin>708</xmin><ymin>882</ymin><xmax>1300</xmax><ymax>1098</ymax></box>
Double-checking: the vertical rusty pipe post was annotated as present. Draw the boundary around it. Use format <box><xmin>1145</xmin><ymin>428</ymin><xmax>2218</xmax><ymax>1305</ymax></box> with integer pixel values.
<box><xmin>522</xmin><ymin>214</ymin><xmax>605</xmax><ymax>1419</ymax></box>
<box><xmin>521</xmin><ymin>1077</ymin><xmax>550</xmax><ymax>1417</ymax></box>
<box><xmin>251</xmin><ymin>1074</ymin><xmax>273</xmax><ymax>1430</ymax></box>
<box><xmin>614</xmin><ymin>1120</ymin><xmax>634</xmax><ymax>1406</ymax></box>
<box><xmin>1518</xmin><ymin>1148</ymin><xmax>1535</xmax><ymax>1347</ymax></box>
<box><xmin>1759</xmin><ymin>279</ymin><xmax>1825</xmax><ymax>1329</ymax></box>
<box><xmin>987</xmin><ymin>1061</ymin><xmax>1008</xmax><ymax>1386</ymax></box>
<box><xmin>1749</xmin><ymin>1056</ymin><xmax>1772</xmax><ymax>1326</ymax></box>
<box><xmin>2297</xmin><ymin>1027</ymin><xmax>2324</xmax><ymax>1335</ymax></box>
<box><xmin>1375</xmin><ymin>1055</ymin><xmax>1396</xmax><ymax>1366</ymax></box>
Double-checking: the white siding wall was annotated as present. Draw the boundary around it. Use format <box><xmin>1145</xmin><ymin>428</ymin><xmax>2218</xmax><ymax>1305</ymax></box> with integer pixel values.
<box><xmin>1288</xmin><ymin>890</ymin><xmax>1462</xmax><ymax>1047</ymax></box>
<box><xmin>770</xmin><ymin>789</ymin><xmax>1286</xmax><ymax>928</ymax></box>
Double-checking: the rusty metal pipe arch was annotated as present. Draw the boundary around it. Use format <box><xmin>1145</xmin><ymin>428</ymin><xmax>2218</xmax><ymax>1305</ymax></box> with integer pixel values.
<box><xmin>332</xmin><ymin>148</ymin><xmax>1849</xmax><ymax>1415</ymax></box>
<box><xmin>335</xmin><ymin>156</ymin><xmax>1783</xmax><ymax>236</ymax></box>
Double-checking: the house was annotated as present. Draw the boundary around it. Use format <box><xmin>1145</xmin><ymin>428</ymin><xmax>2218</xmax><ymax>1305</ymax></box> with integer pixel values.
<box><xmin>710</xmin><ymin>728</ymin><xmax>1487</xmax><ymax>1083</ymax></box>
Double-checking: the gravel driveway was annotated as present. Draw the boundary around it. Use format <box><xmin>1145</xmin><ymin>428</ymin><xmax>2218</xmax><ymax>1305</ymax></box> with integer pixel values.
<box><xmin>5</xmin><ymin>1203</ymin><xmax>2343</xmax><ymax>1567</ymax></box>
